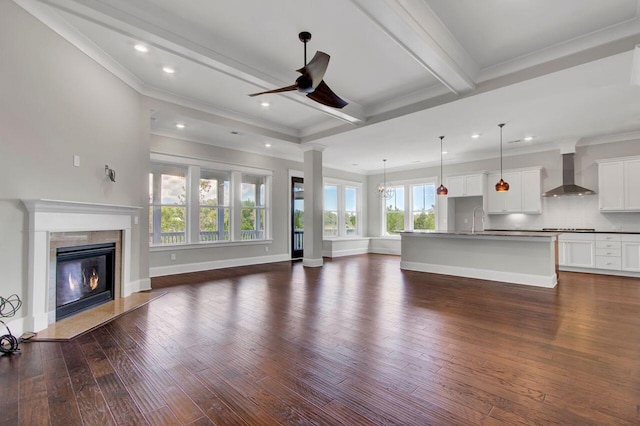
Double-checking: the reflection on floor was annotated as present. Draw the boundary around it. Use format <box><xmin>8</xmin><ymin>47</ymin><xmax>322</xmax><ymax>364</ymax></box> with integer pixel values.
<box><xmin>32</xmin><ymin>291</ymin><xmax>165</xmax><ymax>341</ymax></box>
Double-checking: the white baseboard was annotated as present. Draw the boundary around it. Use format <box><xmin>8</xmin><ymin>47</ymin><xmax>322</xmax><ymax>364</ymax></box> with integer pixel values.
<box><xmin>124</xmin><ymin>278</ymin><xmax>152</xmax><ymax>296</ymax></box>
<box><xmin>4</xmin><ymin>315</ymin><xmax>26</xmax><ymax>337</ymax></box>
<box><xmin>323</xmin><ymin>247</ymin><xmax>369</xmax><ymax>258</ymax></box>
<box><xmin>303</xmin><ymin>257</ymin><xmax>324</xmax><ymax>267</ymax></box>
<box><xmin>400</xmin><ymin>261</ymin><xmax>557</xmax><ymax>288</ymax></box>
<box><xmin>368</xmin><ymin>247</ymin><xmax>401</xmax><ymax>255</ymax></box>
<box><xmin>150</xmin><ymin>254</ymin><xmax>290</xmax><ymax>277</ymax></box>
<box><xmin>560</xmin><ymin>266</ymin><xmax>640</xmax><ymax>278</ymax></box>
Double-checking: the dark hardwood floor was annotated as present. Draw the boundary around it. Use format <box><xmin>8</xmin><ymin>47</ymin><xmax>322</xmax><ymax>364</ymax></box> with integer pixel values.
<box><xmin>3</xmin><ymin>254</ymin><xmax>640</xmax><ymax>425</ymax></box>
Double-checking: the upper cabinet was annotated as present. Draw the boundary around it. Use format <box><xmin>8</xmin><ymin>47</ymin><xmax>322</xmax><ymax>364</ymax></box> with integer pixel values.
<box><xmin>446</xmin><ymin>173</ymin><xmax>486</xmax><ymax>197</ymax></box>
<box><xmin>487</xmin><ymin>168</ymin><xmax>542</xmax><ymax>214</ymax></box>
<box><xmin>598</xmin><ymin>156</ymin><xmax>640</xmax><ymax>212</ymax></box>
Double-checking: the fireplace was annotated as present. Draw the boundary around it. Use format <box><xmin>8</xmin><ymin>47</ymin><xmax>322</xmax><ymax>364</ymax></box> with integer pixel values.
<box><xmin>55</xmin><ymin>243</ymin><xmax>116</xmax><ymax>320</ymax></box>
<box><xmin>23</xmin><ymin>199</ymin><xmax>147</xmax><ymax>333</ymax></box>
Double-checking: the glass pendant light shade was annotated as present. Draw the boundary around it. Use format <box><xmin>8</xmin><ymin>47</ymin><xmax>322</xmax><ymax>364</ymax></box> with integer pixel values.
<box><xmin>376</xmin><ymin>159</ymin><xmax>395</xmax><ymax>200</ymax></box>
<box><xmin>495</xmin><ymin>123</ymin><xmax>509</xmax><ymax>192</ymax></box>
<box><xmin>437</xmin><ymin>136</ymin><xmax>448</xmax><ymax>196</ymax></box>
<box><xmin>495</xmin><ymin>178</ymin><xmax>509</xmax><ymax>192</ymax></box>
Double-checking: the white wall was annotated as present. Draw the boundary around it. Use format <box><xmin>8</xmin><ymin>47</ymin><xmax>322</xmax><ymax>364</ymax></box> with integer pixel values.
<box><xmin>0</xmin><ymin>2</ymin><xmax>149</xmax><ymax>326</ymax></box>
<box><xmin>149</xmin><ymin>135</ymin><xmax>367</xmax><ymax>275</ymax></box>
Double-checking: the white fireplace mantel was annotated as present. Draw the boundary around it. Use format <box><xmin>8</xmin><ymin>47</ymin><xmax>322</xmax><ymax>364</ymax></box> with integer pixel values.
<box><xmin>23</xmin><ymin>199</ymin><xmax>142</xmax><ymax>332</ymax></box>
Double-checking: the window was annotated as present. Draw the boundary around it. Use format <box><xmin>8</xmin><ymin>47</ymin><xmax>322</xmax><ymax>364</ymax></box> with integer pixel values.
<box><xmin>324</xmin><ymin>185</ymin><xmax>338</xmax><ymax>237</ymax></box>
<box><xmin>323</xmin><ymin>181</ymin><xmax>362</xmax><ymax>237</ymax></box>
<box><xmin>241</xmin><ymin>174</ymin><xmax>266</xmax><ymax>240</ymax></box>
<box><xmin>149</xmin><ymin>164</ymin><xmax>187</xmax><ymax>244</ymax></box>
<box><xmin>199</xmin><ymin>170</ymin><xmax>230</xmax><ymax>242</ymax></box>
<box><xmin>345</xmin><ymin>186</ymin><xmax>358</xmax><ymax>236</ymax></box>
<box><xmin>383</xmin><ymin>179</ymin><xmax>437</xmax><ymax>235</ymax></box>
<box><xmin>412</xmin><ymin>184</ymin><xmax>436</xmax><ymax>230</ymax></box>
<box><xmin>149</xmin><ymin>155</ymin><xmax>271</xmax><ymax>246</ymax></box>
<box><xmin>385</xmin><ymin>185</ymin><xmax>405</xmax><ymax>234</ymax></box>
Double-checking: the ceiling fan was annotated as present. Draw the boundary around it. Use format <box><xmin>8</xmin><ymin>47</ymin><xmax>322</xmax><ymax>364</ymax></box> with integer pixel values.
<box><xmin>249</xmin><ymin>32</ymin><xmax>348</xmax><ymax>109</ymax></box>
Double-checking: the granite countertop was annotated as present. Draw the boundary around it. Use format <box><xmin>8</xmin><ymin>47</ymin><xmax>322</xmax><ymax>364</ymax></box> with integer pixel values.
<box><xmin>485</xmin><ymin>229</ymin><xmax>640</xmax><ymax>235</ymax></box>
<box><xmin>400</xmin><ymin>230</ymin><xmax>561</xmax><ymax>238</ymax></box>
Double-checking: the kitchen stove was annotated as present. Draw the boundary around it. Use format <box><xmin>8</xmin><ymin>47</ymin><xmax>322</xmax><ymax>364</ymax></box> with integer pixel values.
<box><xmin>541</xmin><ymin>228</ymin><xmax>595</xmax><ymax>232</ymax></box>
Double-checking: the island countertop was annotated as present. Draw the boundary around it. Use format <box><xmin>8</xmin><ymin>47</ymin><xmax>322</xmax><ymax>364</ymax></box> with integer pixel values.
<box><xmin>400</xmin><ymin>230</ymin><xmax>561</xmax><ymax>239</ymax></box>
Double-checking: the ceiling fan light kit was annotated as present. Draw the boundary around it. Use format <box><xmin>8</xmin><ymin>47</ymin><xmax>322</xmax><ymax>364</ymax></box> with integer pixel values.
<box><xmin>495</xmin><ymin>123</ymin><xmax>509</xmax><ymax>192</ymax></box>
<box><xmin>249</xmin><ymin>32</ymin><xmax>348</xmax><ymax>109</ymax></box>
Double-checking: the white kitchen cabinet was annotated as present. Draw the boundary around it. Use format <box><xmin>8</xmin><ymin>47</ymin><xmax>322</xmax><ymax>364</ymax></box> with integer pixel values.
<box><xmin>521</xmin><ymin>169</ymin><xmax>542</xmax><ymax>213</ymax></box>
<box><xmin>598</xmin><ymin>157</ymin><xmax>640</xmax><ymax>212</ymax></box>
<box><xmin>598</xmin><ymin>161</ymin><xmax>624</xmax><ymax>211</ymax></box>
<box><xmin>594</xmin><ymin>234</ymin><xmax>621</xmax><ymax>271</ymax></box>
<box><xmin>622</xmin><ymin>235</ymin><xmax>640</xmax><ymax>272</ymax></box>
<box><xmin>487</xmin><ymin>168</ymin><xmax>541</xmax><ymax>214</ymax></box>
<box><xmin>446</xmin><ymin>173</ymin><xmax>486</xmax><ymax>197</ymax></box>
<box><xmin>623</xmin><ymin>159</ymin><xmax>640</xmax><ymax>210</ymax></box>
<box><xmin>558</xmin><ymin>233</ymin><xmax>595</xmax><ymax>268</ymax></box>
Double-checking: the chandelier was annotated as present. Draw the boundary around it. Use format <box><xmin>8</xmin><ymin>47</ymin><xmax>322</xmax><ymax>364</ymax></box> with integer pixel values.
<box><xmin>376</xmin><ymin>159</ymin><xmax>395</xmax><ymax>199</ymax></box>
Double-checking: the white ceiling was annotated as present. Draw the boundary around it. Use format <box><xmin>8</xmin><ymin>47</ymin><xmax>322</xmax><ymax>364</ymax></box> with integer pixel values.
<box><xmin>16</xmin><ymin>0</ymin><xmax>640</xmax><ymax>173</ymax></box>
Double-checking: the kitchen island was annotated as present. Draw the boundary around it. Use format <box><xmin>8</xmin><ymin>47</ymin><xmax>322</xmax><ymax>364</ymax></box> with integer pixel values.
<box><xmin>400</xmin><ymin>230</ymin><xmax>560</xmax><ymax>288</ymax></box>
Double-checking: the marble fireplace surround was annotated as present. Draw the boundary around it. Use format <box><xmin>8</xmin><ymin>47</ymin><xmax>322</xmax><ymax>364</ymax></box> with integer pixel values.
<box><xmin>23</xmin><ymin>199</ymin><xmax>141</xmax><ymax>332</ymax></box>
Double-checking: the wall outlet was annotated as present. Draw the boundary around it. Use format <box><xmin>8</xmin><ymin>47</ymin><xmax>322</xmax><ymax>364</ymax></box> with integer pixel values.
<box><xmin>170</xmin><ymin>253</ymin><xmax>176</xmax><ymax>261</ymax></box>
<box><xmin>265</xmin><ymin>246</ymin><xmax>269</xmax><ymax>252</ymax></box>
<box><xmin>134</xmin><ymin>216</ymin><xmax>139</xmax><ymax>225</ymax></box>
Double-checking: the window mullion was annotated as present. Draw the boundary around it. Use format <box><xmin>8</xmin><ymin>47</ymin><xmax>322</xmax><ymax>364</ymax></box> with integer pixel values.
<box><xmin>231</xmin><ymin>171</ymin><xmax>242</xmax><ymax>241</ymax></box>
<box><xmin>405</xmin><ymin>184</ymin><xmax>412</xmax><ymax>231</ymax></box>
<box><xmin>188</xmin><ymin>165</ymin><xmax>200</xmax><ymax>243</ymax></box>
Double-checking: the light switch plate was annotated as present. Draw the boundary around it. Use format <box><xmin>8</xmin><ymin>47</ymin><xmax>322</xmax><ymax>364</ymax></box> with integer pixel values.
<box><xmin>73</xmin><ymin>155</ymin><xmax>80</xmax><ymax>167</ymax></box>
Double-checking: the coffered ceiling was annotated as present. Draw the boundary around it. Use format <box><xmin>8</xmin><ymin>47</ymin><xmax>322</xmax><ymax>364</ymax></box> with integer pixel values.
<box><xmin>15</xmin><ymin>0</ymin><xmax>640</xmax><ymax>173</ymax></box>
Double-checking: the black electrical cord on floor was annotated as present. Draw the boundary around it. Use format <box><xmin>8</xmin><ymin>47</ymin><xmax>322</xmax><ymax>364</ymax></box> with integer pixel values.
<box><xmin>0</xmin><ymin>294</ymin><xmax>22</xmax><ymax>355</ymax></box>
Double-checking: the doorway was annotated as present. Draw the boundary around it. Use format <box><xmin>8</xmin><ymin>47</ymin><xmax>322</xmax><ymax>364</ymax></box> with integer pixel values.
<box><xmin>291</xmin><ymin>177</ymin><xmax>304</xmax><ymax>259</ymax></box>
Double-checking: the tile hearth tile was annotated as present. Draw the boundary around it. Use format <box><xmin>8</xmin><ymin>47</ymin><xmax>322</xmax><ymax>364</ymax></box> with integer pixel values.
<box><xmin>31</xmin><ymin>291</ymin><xmax>165</xmax><ymax>341</ymax></box>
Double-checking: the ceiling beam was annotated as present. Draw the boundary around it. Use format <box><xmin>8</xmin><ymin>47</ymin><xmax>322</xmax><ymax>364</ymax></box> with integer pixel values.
<box><xmin>28</xmin><ymin>0</ymin><xmax>366</xmax><ymax>124</ymax></box>
<box><xmin>349</xmin><ymin>0</ymin><xmax>477</xmax><ymax>95</ymax></box>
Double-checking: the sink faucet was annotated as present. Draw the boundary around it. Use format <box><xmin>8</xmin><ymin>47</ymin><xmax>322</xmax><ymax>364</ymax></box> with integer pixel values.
<box><xmin>472</xmin><ymin>206</ymin><xmax>485</xmax><ymax>233</ymax></box>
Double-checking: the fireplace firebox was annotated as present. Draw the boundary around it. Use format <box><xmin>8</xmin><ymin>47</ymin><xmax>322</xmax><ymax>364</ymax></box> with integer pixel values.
<box><xmin>55</xmin><ymin>243</ymin><xmax>115</xmax><ymax>320</ymax></box>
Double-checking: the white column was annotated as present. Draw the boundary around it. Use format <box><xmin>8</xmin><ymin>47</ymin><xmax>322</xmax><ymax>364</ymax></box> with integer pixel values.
<box><xmin>303</xmin><ymin>145</ymin><xmax>325</xmax><ymax>267</ymax></box>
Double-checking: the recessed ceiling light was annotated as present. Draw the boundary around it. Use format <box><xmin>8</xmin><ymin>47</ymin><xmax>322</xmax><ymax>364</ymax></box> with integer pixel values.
<box><xmin>260</xmin><ymin>101</ymin><xmax>270</xmax><ymax>107</ymax></box>
<box><xmin>134</xmin><ymin>44</ymin><xmax>149</xmax><ymax>53</ymax></box>
<box><xmin>352</xmin><ymin>163</ymin><xmax>359</xmax><ymax>166</ymax></box>
<box><xmin>524</xmin><ymin>136</ymin><xmax>534</xmax><ymax>141</ymax></box>
<box><xmin>176</xmin><ymin>123</ymin><xmax>185</xmax><ymax>129</ymax></box>
<box><xmin>471</xmin><ymin>133</ymin><xmax>481</xmax><ymax>139</ymax></box>
<box><xmin>230</xmin><ymin>130</ymin><xmax>239</xmax><ymax>135</ymax></box>
<box><xmin>264</xmin><ymin>143</ymin><xmax>272</xmax><ymax>147</ymax></box>
<box><xmin>162</xmin><ymin>67</ymin><xmax>175</xmax><ymax>74</ymax></box>
<box><xmin>442</xmin><ymin>151</ymin><xmax>448</xmax><ymax>155</ymax></box>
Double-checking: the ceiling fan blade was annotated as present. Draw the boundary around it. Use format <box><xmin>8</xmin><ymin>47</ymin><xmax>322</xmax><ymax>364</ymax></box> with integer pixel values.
<box><xmin>249</xmin><ymin>84</ymin><xmax>297</xmax><ymax>97</ymax></box>
<box><xmin>297</xmin><ymin>51</ymin><xmax>330</xmax><ymax>89</ymax></box>
<box><xmin>306</xmin><ymin>80</ymin><xmax>348</xmax><ymax>109</ymax></box>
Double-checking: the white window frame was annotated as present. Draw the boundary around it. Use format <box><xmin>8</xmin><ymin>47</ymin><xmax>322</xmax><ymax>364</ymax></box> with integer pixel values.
<box><xmin>323</xmin><ymin>178</ymin><xmax>363</xmax><ymax>238</ymax></box>
<box><xmin>150</xmin><ymin>153</ymin><xmax>272</xmax><ymax>248</ymax></box>
<box><xmin>381</xmin><ymin>177</ymin><xmax>439</xmax><ymax>236</ymax></box>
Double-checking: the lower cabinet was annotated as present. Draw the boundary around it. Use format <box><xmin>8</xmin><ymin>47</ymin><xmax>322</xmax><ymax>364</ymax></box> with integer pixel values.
<box><xmin>622</xmin><ymin>236</ymin><xmax>640</xmax><ymax>272</ymax></box>
<box><xmin>559</xmin><ymin>233</ymin><xmax>640</xmax><ymax>275</ymax></box>
<box><xmin>558</xmin><ymin>234</ymin><xmax>595</xmax><ymax>268</ymax></box>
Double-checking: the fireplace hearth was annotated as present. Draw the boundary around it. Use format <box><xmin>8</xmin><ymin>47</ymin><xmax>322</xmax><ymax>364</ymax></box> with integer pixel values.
<box><xmin>56</xmin><ymin>243</ymin><xmax>115</xmax><ymax>320</ymax></box>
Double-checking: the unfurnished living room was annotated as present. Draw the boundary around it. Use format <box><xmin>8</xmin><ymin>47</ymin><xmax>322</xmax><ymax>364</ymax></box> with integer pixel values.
<box><xmin>2</xmin><ymin>1</ymin><xmax>640</xmax><ymax>425</ymax></box>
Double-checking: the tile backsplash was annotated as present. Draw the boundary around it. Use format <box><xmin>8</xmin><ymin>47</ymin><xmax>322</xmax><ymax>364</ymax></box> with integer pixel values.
<box><xmin>487</xmin><ymin>196</ymin><xmax>640</xmax><ymax>232</ymax></box>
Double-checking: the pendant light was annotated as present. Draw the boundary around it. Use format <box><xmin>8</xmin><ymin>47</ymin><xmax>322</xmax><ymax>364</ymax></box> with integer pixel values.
<box><xmin>436</xmin><ymin>136</ymin><xmax>448</xmax><ymax>196</ymax></box>
<box><xmin>376</xmin><ymin>159</ymin><xmax>395</xmax><ymax>199</ymax></box>
<box><xmin>495</xmin><ymin>123</ymin><xmax>509</xmax><ymax>192</ymax></box>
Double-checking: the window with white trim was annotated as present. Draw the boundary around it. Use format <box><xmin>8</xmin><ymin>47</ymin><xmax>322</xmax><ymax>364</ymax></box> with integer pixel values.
<box><xmin>149</xmin><ymin>155</ymin><xmax>271</xmax><ymax>246</ymax></box>
<box><xmin>383</xmin><ymin>178</ymin><xmax>437</xmax><ymax>235</ymax></box>
<box><xmin>323</xmin><ymin>180</ymin><xmax>362</xmax><ymax>237</ymax></box>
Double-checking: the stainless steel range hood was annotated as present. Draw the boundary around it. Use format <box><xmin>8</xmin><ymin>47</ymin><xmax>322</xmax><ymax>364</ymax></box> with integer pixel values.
<box><xmin>542</xmin><ymin>153</ymin><xmax>596</xmax><ymax>197</ymax></box>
